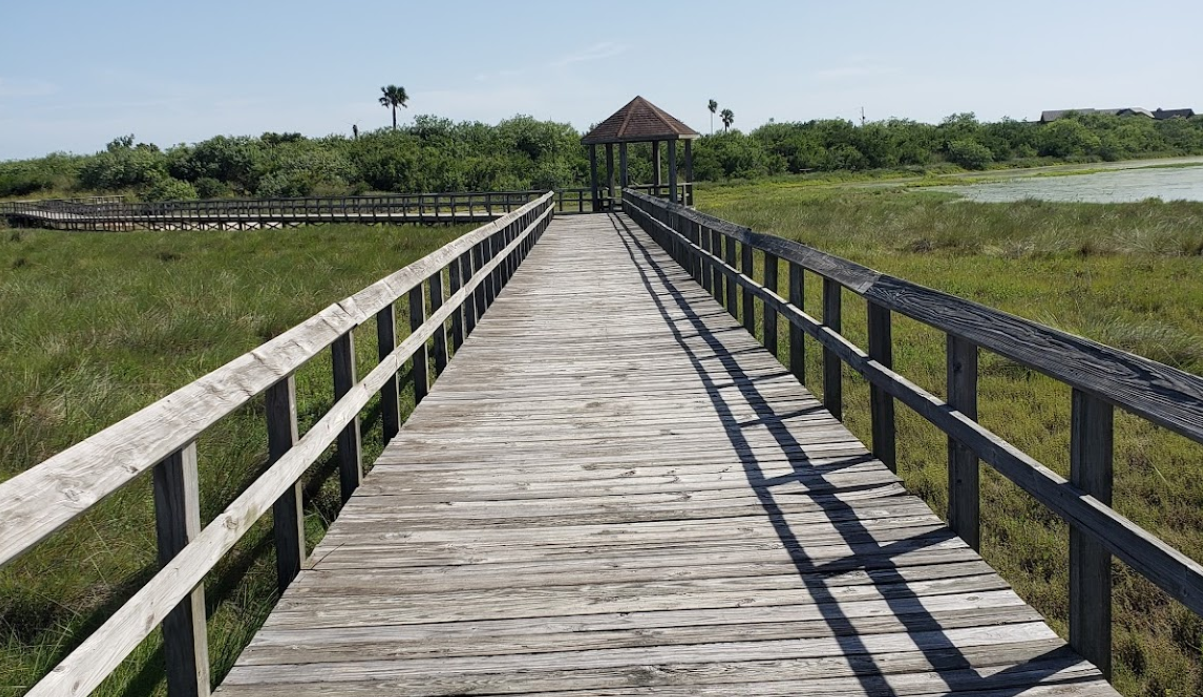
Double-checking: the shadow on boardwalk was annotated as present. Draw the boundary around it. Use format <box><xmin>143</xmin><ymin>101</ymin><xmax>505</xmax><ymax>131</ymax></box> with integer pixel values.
<box><xmin>611</xmin><ymin>213</ymin><xmax>1084</xmax><ymax>696</ymax></box>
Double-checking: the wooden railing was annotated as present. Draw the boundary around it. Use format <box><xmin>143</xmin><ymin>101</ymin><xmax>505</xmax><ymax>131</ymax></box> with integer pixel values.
<box><xmin>622</xmin><ymin>187</ymin><xmax>1203</xmax><ymax>680</ymax></box>
<box><xmin>0</xmin><ymin>193</ymin><xmax>555</xmax><ymax>696</ymax></box>
<box><xmin>552</xmin><ymin>183</ymin><xmax>693</xmax><ymax>214</ymax></box>
<box><xmin>0</xmin><ymin>190</ymin><xmax>544</xmax><ymax>230</ymax></box>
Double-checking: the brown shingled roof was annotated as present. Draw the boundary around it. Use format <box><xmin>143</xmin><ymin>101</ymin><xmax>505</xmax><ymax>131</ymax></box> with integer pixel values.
<box><xmin>581</xmin><ymin>96</ymin><xmax>700</xmax><ymax>145</ymax></box>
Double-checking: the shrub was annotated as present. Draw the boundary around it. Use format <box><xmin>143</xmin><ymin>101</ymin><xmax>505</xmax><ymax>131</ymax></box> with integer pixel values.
<box><xmin>142</xmin><ymin>177</ymin><xmax>198</xmax><ymax>202</ymax></box>
<box><xmin>947</xmin><ymin>140</ymin><xmax>995</xmax><ymax>170</ymax></box>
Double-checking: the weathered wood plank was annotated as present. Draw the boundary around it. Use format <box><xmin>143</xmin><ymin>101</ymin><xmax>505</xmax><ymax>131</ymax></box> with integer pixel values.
<box><xmin>213</xmin><ymin>212</ymin><xmax>1110</xmax><ymax>697</ymax></box>
<box><xmin>1070</xmin><ymin>388</ymin><xmax>1114</xmax><ymax>680</ymax></box>
<box><xmin>152</xmin><ymin>443</ymin><xmax>210</xmax><ymax>697</ymax></box>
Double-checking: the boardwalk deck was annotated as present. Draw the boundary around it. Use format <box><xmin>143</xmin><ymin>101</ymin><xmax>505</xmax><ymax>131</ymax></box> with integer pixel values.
<box><xmin>216</xmin><ymin>214</ymin><xmax>1115</xmax><ymax>696</ymax></box>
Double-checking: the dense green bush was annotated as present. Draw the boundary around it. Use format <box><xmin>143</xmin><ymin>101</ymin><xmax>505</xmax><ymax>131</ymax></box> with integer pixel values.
<box><xmin>142</xmin><ymin>176</ymin><xmax>198</xmax><ymax>202</ymax></box>
<box><xmin>3</xmin><ymin>112</ymin><xmax>1202</xmax><ymax>200</ymax></box>
<box><xmin>947</xmin><ymin>139</ymin><xmax>995</xmax><ymax>169</ymax></box>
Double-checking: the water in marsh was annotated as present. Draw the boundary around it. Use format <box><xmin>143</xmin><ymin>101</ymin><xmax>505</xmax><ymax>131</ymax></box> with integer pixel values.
<box><xmin>942</xmin><ymin>164</ymin><xmax>1203</xmax><ymax>203</ymax></box>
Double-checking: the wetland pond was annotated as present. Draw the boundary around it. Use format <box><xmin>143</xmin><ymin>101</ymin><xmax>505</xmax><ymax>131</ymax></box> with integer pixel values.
<box><xmin>940</xmin><ymin>163</ymin><xmax>1203</xmax><ymax>203</ymax></box>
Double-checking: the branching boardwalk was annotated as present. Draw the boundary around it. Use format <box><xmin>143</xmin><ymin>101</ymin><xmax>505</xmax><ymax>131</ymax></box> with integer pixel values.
<box><xmin>216</xmin><ymin>214</ymin><xmax>1113</xmax><ymax>696</ymax></box>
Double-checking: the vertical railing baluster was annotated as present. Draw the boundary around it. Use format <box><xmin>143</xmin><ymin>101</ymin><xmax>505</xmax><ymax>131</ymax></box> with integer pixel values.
<box><xmin>153</xmin><ymin>442</ymin><xmax>210</xmax><ymax>697</ymax></box>
<box><xmin>789</xmin><ymin>262</ymin><xmax>805</xmax><ymax>385</ymax></box>
<box><xmin>471</xmin><ymin>242</ymin><xmax>487</xmax><ymax>324</ymax></box>
<box><xmin>822</xmin><ymin>278</ymin><xmax>843</xmax><ymax>420</ymax></box>
<box><xmin>711</xmin><ymin>229</ymin><xmax>724</xmax><ymax>303</ymax></box>
<box><xmin>409</xmin><ymin>284</ymin><xmax>429</xmax><ymax>406</ymax></box>
<box><xmin>267</xmin><ymin>376</ymin><xmax>304</xmax><ymax>594</ymax></box>
<box><xmin>763</xmin><ymin>252</ymin><xmax>779</xmax><ymax>357</ymax></box>
<box><xmin>867</xmin><ymin>302</ymin><xmax>896</xmax><ymax>472</ymax></box>
<box><xmin>699</xmin><ymin>224</ymin><xmax>713</xmax><ymax>293</ymax></box>
<box><xmin>741</xmin><ymin>242</ymin><xmax>755</xmax><ymax>333</ymax></box>
<box><xmin>946</xmin><ymin>335</ymin><xmax>979</xmax><ymax>551</ymax></box>
<box><xmin>1070</xmin><ymin>389</ymin><xmax>1114</xmax><ymax>680</ymax></box>
<box><xmin>449</xmin><ymin>256</ymin><xmax>465</xmax><ymax>351</ymax></box>
<box><xmin>724</xmin><ymin>236</ymin><xmax>738</xmax><ymax>317</ymax></box>
<box><xmin>431</xmin><ymin>268</ymin><xmax>448</xmax><ymax>375</ymax></box>
<box><xmin>331</xmin><ymin>332</ymin><xmax>363</xmax><ymax>503</ymax></box>
<box><xmin>376</xmin><ymin>304</ymin><xmax>401</xmax><ymax>442</ymax></box>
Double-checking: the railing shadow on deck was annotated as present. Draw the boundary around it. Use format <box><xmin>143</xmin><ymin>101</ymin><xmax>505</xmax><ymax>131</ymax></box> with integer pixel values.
<box><xmin>621</xmin><ymin>186</ymin><xmax>1203</xmax><ymax>686</ymax></box>
<box><xmin>610</xmin><ymin>214</ymin><xmax>1088</xmax><ymax>694</ymax></box>
<box><xmin>0</xmin><ymin>193</ymin><xmax>556</xmax><ymax>696</ymax></box>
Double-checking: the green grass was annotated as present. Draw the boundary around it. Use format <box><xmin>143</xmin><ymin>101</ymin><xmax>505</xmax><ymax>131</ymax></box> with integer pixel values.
<box><xmin>697</xmin><ymin>183</ymin><xmax>1203</xmax><ymax>697</ymax></box>
<box><xmin>0</xmin><ymin>222</ymin><xmax>471</xmax><ymax>695</ymax></box>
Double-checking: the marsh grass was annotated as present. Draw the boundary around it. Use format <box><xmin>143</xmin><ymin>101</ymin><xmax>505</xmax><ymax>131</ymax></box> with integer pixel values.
<box><xmin>0</xmin><ymin>222</ymin><xmax>469</xmax><ymax>695</ymax></box>
<box><xmin>699</xmin><ymin>183</ymin><xmax>1203</xmax><ymax>696</ymax></box>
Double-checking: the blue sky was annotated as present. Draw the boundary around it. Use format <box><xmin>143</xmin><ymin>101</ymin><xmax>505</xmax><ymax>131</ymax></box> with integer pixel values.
<box><xmin>2</xmin><ymin>0</ymin><xmax>1200</xmax><ymax>159</ymax></box>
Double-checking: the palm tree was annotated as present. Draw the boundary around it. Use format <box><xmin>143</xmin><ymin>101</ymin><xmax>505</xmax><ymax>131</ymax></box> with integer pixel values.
<box><xmin>708</xmin><ymin>99</ymin><xmax>718</xmax><ymax>135</ymax></box>
<box><xmin>720</xmin><ymin>108</ymin><xmax>734</xmax><ymax>132</ymax></box>
<box><xmin>379</xmin><ymin>85</ymin><xmax>409</xmax><ymax>130</ymax></box>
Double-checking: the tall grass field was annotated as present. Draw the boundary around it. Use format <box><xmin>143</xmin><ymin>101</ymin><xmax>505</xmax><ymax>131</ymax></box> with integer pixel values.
<box><xmin>697</xmin><ymin>181</ymin><xmax>1203</xmax><ymax>697</ymax></box>
<box><xmin>0</xmin><ymin>222</ymin><xmax>470</xmax><ymax>695</ymax></box>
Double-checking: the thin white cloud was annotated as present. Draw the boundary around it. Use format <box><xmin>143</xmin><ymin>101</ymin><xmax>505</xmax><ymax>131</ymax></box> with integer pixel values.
<box><xmin>552</xmin><ymin>42</ymin><xmax>628</xmax><ymax>67</ymax></box>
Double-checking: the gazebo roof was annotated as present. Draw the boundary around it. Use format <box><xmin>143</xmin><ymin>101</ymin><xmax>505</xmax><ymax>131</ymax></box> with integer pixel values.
<box><xmin>581</xmin><ymin>96</ymin><xmax>700</xmax><ymax>145</ymax></box>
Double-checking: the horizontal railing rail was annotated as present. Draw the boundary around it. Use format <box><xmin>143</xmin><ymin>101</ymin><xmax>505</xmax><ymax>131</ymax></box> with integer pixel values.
<box><xmin>0</xmin><ymin>192</ymin><xmax>555</xmax><ymax>696</ymax></box>
<box><xmin>622</xmin><ymin>186</ymin><xmax>1203</xmax><ymax>680</ymax></box>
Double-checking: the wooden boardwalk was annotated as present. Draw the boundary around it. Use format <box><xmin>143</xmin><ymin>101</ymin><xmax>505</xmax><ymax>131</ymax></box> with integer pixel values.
<box><xmin>216</xmin><ymin>214</ymin><xmax>1113</xmax><ymax>696</ymax></box>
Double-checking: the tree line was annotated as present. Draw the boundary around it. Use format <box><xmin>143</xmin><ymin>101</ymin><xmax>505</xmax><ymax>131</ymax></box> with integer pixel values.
<box><xmin>2</xmin><ymin>111</ymin><xmax>1201</xmax><ymax>201</ymax></box>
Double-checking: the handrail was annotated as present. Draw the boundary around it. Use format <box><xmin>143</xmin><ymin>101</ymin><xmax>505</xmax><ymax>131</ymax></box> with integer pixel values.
<box><xmin>2</xmin><ymin>192</ymin><xmax>555</xmax><ymax>696</ymax></box>
<box><xmin>622</xmin><ymin>186</ymin><xmax>1203</xmax><ymax>680</ymax></box>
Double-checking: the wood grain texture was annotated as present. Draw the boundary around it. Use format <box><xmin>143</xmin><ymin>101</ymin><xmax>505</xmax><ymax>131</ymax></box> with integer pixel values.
<box><xmin>214</xmin><ymin>212</ymin><xmax>1112</xmax><ymax>697</ymax></box>
<box><xmin>1070</xmin><ymin>388</ymin><xmax>1114</xmax><ymax>680</ymax></box>
<box><xmin>152</xmin><ymin>443</ymin><xmax>210</xmax><ymax>697</ymax></box>
<box><xmin>947</xmin><ymin>335</ymin><xmax>980</xmax><ymax>551</ymax></box>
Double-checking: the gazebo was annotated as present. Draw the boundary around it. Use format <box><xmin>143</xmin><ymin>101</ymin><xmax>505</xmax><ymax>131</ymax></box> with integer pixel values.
<box><xmin>581</xmin><ymin>96</ymin><xmax>700</xmax><ymax>210</ymax></box>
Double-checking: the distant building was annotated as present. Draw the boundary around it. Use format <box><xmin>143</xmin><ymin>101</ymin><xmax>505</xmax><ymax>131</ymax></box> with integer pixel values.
<box><xmin>1153</xmin><ymin>108</ymin><xmax>1196</xmax><ymax>120</ymax></box>
<box><xmin>1040</xmin><ymin>107</ymin><xmax>1194</xmax><ymax>123</ymax></box>
<box><xmin>1040</xmin><ymin>108</ymin><xmax>1155</xmax><ymax>123</ymax></box>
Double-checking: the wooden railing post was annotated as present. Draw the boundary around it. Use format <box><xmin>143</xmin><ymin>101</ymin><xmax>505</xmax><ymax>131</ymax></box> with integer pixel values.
<box><xmin>376</xmin><ymin>304</ymin><xmax>401</xmax><ymax>442</ymax></box>
<box><xmin>822</xmin><ymin>278</ymin><xmax>843</xmax><ymax>420</ymax></box>
<box><xmin>153</xmin><ymin>442</ymin><xmax>210</xmax><ymax>697</ymax></box>
<box><xmin>331</xmin><ymin>332</ymin><xmax>363</xmax><ymax>503</ymax></box>
<box><xmin>711</xmin><ymin>229</ymin><xmax>724</xmax><ymax>303</ymax></box>
<box><xmin>741</xmin><ymin>242</ymin><xmax>755</xmax><ymax>333</ymax></box>
<box><xmin>946</xmin><ymin>335</ymin><xmax>980</xmax><ymax>551</ymax></box>
<box><xmin>1070</xmin><ymin>389</ymin><xmax>1114</xmax><ymax>679</ymax></box>
<box><xmin>266</xmin><ymin>376</ymin><xmax>304</xmax><ymax>593</ymax></box>
<box><xmin>724</xmin><ymin>236</ymin><xmax>738</xmax><ymax>317</ymax></box>
<box><xmin>471</xmin><ymin>242</ymin><xmax>486</xmax><ymax>325</ymax></box>
<box><xmin>763</xmin><ymin>252</ymin><xmax>779</xmax><ymax>357</ymax></box>
<box><xmin>409</xmin><ymin>284</ymin><xmax>429</xmax><ymax>405</ymax></box>
<box><xmin>788</xmin><ymin>262</ymin><xmax>805</xmax><ymax>384</ymax></box>
<box><xmin>699</xmin><ymin>223</ymin><xmax>713</xmax><ymax>294</ymax></box>
<box><xmin>449</xmin><ymin>256</ymin><xmax>465</xmax><ymax>351</ymax></box>
<box><xmin>867</xmin><ymin>302</ymin><xmax>896</xmax><ymax>471</ymax></box>
<box><xmin>430</xmin><ymin>269</ymin><xmax>448</xmax><ymax>375</ymax></box>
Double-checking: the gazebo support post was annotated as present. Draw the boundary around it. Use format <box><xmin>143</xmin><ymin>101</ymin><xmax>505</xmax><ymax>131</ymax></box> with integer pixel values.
<box><xmin>684</xmin><ymin>140</ymin><xmax>694</xmax><ymax>206</ymax></box>
<box><xmin>588</xmin><ymin>145</ymin><xmax>600</xmax><ymax>212</ymax></box>
<box><xmin>668</xmin><ymin>139</ymin><xmax>679</xmax><ymax>204</ymax></box>
<box><xmin>605</xmin><ymin>144</ymin><xmax>615</xmax><ymax>211</ymax></box>
<box><xmin>619</xmin><ymin>143</ymin><xmax>629</xmax><ymax>192</ymax></box>
<box><xmin>652</xmin><ymin>141</ymin><xmax>662</xmax><ymax>196</ymax></box>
